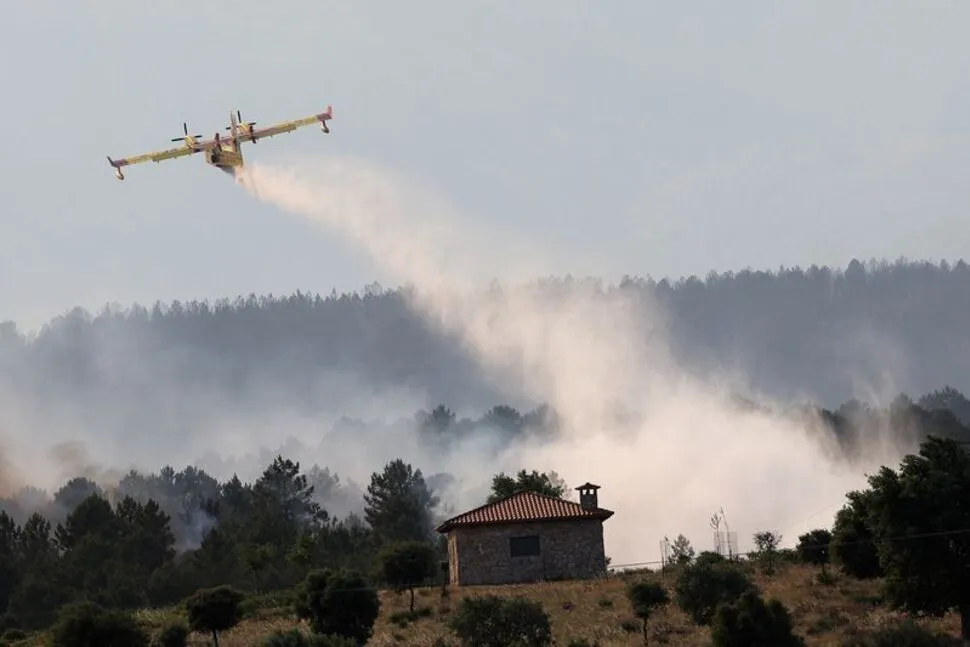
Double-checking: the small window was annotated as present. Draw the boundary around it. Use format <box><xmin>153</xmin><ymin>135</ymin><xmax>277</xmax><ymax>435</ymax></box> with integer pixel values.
<box><xmin>509</xmin><ymin>534</ymin><xmax>540</xmax><ymax>557</ymax></box>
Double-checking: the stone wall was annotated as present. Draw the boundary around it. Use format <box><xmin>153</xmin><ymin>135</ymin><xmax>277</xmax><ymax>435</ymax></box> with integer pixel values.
<box><xmin>446</xmin><ymin>519</ymin><xmax>607</xmax><ymax>586</ymax></box>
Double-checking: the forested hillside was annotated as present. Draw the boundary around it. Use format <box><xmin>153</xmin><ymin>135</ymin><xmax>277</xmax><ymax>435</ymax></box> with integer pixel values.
<box><xmin>2</xmin><ymin>258</ymin><xmax>967</xmax><ymax>412</ymax></box>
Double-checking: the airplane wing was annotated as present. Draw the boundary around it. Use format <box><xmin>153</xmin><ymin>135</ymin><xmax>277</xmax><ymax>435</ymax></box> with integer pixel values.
<box><xmin>245</xmin><ymin>106</ymin><xmax>333</xmax><ymax>141</ymax></box>
<box><xmin>106</xmin><ymin>134</ymin><xmax>228</xmax><ymax>178</ymax></box>
<box><xmin>109</xmin><ymin>144</ymin><xmax>199</xmax><ymax>168</ymax></box>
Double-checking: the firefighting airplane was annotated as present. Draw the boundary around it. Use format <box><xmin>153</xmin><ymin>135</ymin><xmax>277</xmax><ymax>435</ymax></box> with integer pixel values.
<box><xmin>106</xmin><ymin>106</ymin><xmax>333</xmax><ymax>180</ymax></box>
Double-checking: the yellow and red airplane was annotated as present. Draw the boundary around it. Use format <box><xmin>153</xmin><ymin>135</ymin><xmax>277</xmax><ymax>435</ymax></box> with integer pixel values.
<box><xmin>106</xmin><ymin>106</ymin><xmax>333</xmax><ymax>181</ymax></box>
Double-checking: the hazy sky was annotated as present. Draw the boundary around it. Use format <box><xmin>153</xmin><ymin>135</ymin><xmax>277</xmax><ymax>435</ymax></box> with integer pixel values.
<box><xmin>2</xmin><ymin>1</ymin><xmax>968</xmax><ymax>331</ymax></box>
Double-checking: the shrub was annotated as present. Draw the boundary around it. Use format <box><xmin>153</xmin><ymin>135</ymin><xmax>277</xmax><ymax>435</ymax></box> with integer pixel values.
<box><xmin>184</xmin><ymin>585</ymin><xmax>246</xmax><ymax>647</ymax></box>
<box><xmin>710</xmin><ymin>590</ymin><xmax>805</xmax><ymax>646</ymax></box>
<box><xmin>674</xmin><ymin>552</ymin><xmax>756</xmax><ymax>626</ymax></box>
<box><xmin>153</xmin><ymin>620</ymin><xmax>189</xmax><ymax>647</ymax></box>
<box><xmin>48</xmin><ymin>601</ymin><xmax>149</xmax><ymax>647</ymax></box>
<box><xmin>796</xmin><ymin>529</ymin><xmax>833</xmax><ymax>574</ymax></box>
<box><xmin>752</xmin><ymin>531</ymin><xmax>783</xmax><ymax>576</ymax></box>
<box><xmin>294</xmin><ymin>568</ymin><xmax>380</xmax><ymax>645</ymax></box>
<box><xmin>830</xmin><ymin>491</ymin><xmax>883</xmax><ymax>579</ymax></box>
<box><xmin>626</xmin><ymin>580</ymin><xmax>669</xmax><ymax>644</ymax></box>
<box><xmin>377</xmin><ymin>540</ymin><xmax>437</xmax><ymax>612</ymax></box>
<box><xmin>448</xmin><ymin>595</ymin><xmax>552</xmax><ymax>647</ymax></box>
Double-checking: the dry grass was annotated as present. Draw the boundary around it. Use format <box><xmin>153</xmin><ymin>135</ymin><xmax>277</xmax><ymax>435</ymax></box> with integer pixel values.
<box><xmin>9</xmin><ymin>563</ymin><xmax>963</xmax><ymax>645</ymax></box>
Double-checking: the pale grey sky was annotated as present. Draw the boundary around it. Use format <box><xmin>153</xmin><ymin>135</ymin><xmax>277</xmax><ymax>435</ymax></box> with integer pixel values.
<box><xmin>2</xmin><ymin>1</ymin><xmax>968</xmax><ymax>330</ymax></box>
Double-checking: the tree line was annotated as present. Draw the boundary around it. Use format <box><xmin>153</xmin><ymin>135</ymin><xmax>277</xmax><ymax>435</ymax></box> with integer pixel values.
<box><xmin>7</xmin><ymin>436</ymin><xmax>970</xmax><ymax>644</ymax></box>
<box><xmin>3</xmin><ymin>386</ymin><xmax>970</xmax><ymax>549</ymax></box>
<box><xmin>2</xmin><ymin>258</ymin><xmax>970</xmax><ymax>417</ymax></box>
<box><xmin>0</xmin><ymin>443</ymin><xmax>574</xmax><ymax>638</ymax></box>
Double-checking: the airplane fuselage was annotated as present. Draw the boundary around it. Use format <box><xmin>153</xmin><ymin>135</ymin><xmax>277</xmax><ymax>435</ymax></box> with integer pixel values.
<box><xmin>205</xmin><ymin>143</ymin><xmax>244</xmax><ymax>175</ymax></box>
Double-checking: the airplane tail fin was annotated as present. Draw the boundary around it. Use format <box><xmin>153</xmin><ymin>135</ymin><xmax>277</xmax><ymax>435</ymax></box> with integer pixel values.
<box><xmin>318</xmin><ymin>105</ymin><xmax>333</xmax><ymax>133</ymax></box>
<box><xmin>107</xmin><ymin>156</ymin><xmax>124</xmax><ymax>180</ymax></box>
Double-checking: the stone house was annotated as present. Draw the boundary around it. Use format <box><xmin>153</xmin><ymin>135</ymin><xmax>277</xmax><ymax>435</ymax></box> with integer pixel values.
<box><xmin>435</xmin><ymin>482</ymin><xmax>613</xmax><ymax>586</ymax></box>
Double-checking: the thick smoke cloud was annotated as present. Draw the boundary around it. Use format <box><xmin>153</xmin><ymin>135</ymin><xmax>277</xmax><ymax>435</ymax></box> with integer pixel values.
<box><xmin>234</xmin><ymin>156</ymin><xmax>910</xmax><ymax>565</ymax></box>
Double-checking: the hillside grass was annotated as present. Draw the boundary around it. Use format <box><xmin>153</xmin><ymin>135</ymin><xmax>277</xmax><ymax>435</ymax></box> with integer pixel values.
<box><xmin>6</xmin><ymin>562</ymin><xmax>963</xmax><ymax>646</ymax></box>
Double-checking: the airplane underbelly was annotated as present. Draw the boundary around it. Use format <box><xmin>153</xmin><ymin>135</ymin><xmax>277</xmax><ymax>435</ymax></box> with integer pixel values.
<box><xmin>209</xmin><ymin>149</ymin><xmax>243</xmax><ymax>167</ymax></box>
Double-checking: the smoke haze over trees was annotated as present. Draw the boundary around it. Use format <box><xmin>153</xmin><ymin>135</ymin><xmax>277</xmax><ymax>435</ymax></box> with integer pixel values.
<box><xmin>1</xmin><ymin>256</ymin><xmax>969</xmax><ymax>566</ymax></box>
<box><xmin>2</xmin><ymin>257</ymin><xmax>968</xmax><ymax>416</ymax></box>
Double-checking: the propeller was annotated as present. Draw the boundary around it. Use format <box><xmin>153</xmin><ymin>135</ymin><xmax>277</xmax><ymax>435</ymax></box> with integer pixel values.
<box><xmin>226</xmin><ymin>109</ymin><xmax>256</xmax><ymax>130</ymax></box>
<box><xmin>171</xmin><ymin>122</ymin><xmax>202</xmax><ymax>142</ymax></box>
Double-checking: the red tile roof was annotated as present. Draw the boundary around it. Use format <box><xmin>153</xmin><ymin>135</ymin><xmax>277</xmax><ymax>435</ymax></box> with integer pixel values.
<box><xmin>436</xmin><ymin>490</ymin><xmax>614</xmax><ymax>532</ymax></box>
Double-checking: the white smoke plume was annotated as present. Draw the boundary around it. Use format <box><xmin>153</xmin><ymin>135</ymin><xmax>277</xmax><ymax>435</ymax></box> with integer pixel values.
<box><xmin>235</xmin><ymin>156</ymin><xmax>907</xmax><ymax>567</ymax></box>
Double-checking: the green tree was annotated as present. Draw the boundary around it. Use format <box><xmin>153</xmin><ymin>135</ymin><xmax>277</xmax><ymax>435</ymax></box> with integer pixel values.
<box><xmin>487</xmin><ymin>469</ymin><xmax>567</xmax><ymax>503</ymax></box>
<box><xmin>796</xmin><ymin>529</ymin><xmax>832</xmax><ymax>575</ymax></box>
<box><xmin>861</xmin><ymin>435</ymin><xmax>970</xmax><ymax>639</ymax></box>
<box><xmin>419</xmin><ymin>405</ymin><xmax>456</xmax><ymax>436</ymax></box>
<box><xmin>917</xmin><ymin>386</ymin><xmax>970</xmax><ymax>427</ymax></box>
<box><xmin>668</xmin><ymin>534</ymin><xmax>695</xmax><ymax>565</ymax></box>
<box><xmin>364</xmin><ymin>459</ymin><xmax>439</xmax><ymax>544</ymax></box>
<box><xmin>52</xmin><ymin>478</ymin><xmax>105</xmax><ymax>518</ymax></box>
<box><xmin>0</xmin><ymin>512</ymin><xmax>18</xmax><ymax>616</ymax></box>
<box><xmin>482</xmin><ymin>405</ymin><xmax>524</xmax><ymax>437</ymax></box>
<box><xmin>253</xmin><ymin>456</ymin><xmax>325</xmax><ymax>529</ymax></box>
<box><xmin>830</xmin><ymin>490</ymin><xmax>882</xmax><ymax>579</ymax></box>
<box><xmin>673</xmin><ymin>552</ymin><xmax>755</xmax><ymax>626</ymax></box>
<box><xmin>48</xmin><ymin>601</ymin><xmax>149</xmax><ymax>647</ymax></box>
<box><xmin>710</xmin><ymin>590</ymin><xmax>804</xmax><ymax>646</ymax></box>
<box><xmin>752</xmin><ymin>530</ymin><xmax>782</xmax><ymax>575</ymax></box>
<box><xmin>448</xmin><ymin>595</ymin><xmax>552</xmax><ymax>647</ymax></box>
<box><xmin>184</xmin><ymin>585</ymin><xmax>245</xmax><ymax>647</ymax></box>
<box><xmin>5</xmin><ymin>513</ymin><xmax>69</xmax><ymax>630</ymax></box>
<box><xmin>247</xmin><ymin>456</ymin><xmax>327</xmax><ymax>570</ymax></box>
<box><xmin>54</xmin><ymin>494</ymin><xmax>160</xmax><ymax>610</ymax></box>
<box><xmin>293</xmin><ymin>568</ymin><xmax>380</xmax><ymax>645</ymax></box>
<box><xmin>54</xmin><ymin>494</ymin><xmax>121</xmax><ymax>552</ymax></box>
<box><xmin>5</xmin><ymin>511</ymin><xmax>70</xmax><ymax>629</ymax></box>
<box><xmin>154</xmin><ymin>620</ymin><xmax>190</xmax><ymax>647</ymax></box>
<box><xmin>377</xmin><ymin>540</ymin><xmax>437</xmax><ymax>612</ymax></box>
<box><xmin>626</xmin><ymin>580</ymin><xmax>669</xmax><ymax>645</ymax></box>
<box><xmin>184</xmin><ymin>526</ymin><xmax>243</xmax><ymax>592</ymax></box>
<box><xmin>115</xmin><ymin>496</ymin><xmax>177</xmax><ymax>575</ymax></box>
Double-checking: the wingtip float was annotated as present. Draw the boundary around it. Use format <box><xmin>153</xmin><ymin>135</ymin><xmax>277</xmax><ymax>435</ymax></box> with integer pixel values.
<box><xmin>107</xmin><ymin>105</ymin><xmax>333</xmax><ymax>181</ymax></box>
